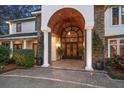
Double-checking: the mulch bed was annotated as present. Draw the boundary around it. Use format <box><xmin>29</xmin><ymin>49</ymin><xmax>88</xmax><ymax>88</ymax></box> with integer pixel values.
<box><xmin>106</xmin><ymin>66</ymin><xmax>124</xmax><ymax>80</ymax></box>
<box><xmin>0</xmin><ymin>64</ymin><xmax>17</xmax><ymax>74</ymax></box>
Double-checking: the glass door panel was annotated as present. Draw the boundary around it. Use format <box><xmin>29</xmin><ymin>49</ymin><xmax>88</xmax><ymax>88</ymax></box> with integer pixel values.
<box><xmin>72</xmin><ymin>43</ymin><xmax>77</xmax><ymax>56</ymax></box>
<box><xmin>67</xmin><ymin>44</ymin><xmax>71</xmax><ymax>56</ymax></box>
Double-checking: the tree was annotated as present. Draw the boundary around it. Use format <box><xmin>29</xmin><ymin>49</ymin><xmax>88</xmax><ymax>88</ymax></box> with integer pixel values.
<box><xmin>0</xmin><ymin>5</ymin><xmax>41</xmax><ymax>35</ymax></box>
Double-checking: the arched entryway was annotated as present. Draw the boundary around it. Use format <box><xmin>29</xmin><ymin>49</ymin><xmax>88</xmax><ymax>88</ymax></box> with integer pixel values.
<box><xmin>47</xmin><ymin>8</ymin><xmax>85</xmax><ymax>69</ymax></box>
<box><xmin>41</xmin><ymin>6</ymin><xmax>94</xmax><ymax>71</ymax></box>
<box><xmin>61</xmin><ymin>26</ymin><xmax>83</xmax><ymax>59</ymax></box>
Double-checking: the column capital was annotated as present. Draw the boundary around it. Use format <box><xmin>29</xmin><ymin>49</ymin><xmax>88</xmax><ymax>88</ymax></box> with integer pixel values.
<box><xmin>41</xmin><ymin>26</ymin><xmax>51</xmax><ymax>33</ymax></box>
<box><xmin>85</xmin><ymin>25</ymin><xmax>94</xmax><ymax>31</ymax></box>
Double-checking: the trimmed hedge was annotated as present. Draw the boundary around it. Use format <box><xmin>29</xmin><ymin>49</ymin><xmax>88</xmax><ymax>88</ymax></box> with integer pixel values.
<box><xmin>13</xmin><ymin>49</ymin><xmax>34</xmax><ymax>68</ymax></box>
<box><xmin>0</xmin><ymin>45</ymin><xmax>10</xmax><ymax>66</ymax></box>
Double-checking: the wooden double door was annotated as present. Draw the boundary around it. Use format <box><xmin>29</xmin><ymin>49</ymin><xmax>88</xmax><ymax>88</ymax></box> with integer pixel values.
<box><xmin>61</xmin><ymin>26</ymin><xmax>83</xmax><ymax>59</ymax></box>
<box><xmin>63</xmin><ymin>42</ymin><xmax>79</xmax><ymax>59</ymax></box>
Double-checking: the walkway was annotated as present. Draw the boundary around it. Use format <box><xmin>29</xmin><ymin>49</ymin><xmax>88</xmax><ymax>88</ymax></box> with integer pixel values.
<box><xmin>0</xmin><ymin>67</ymin><xmax>124</xmax><ymax>88</ymax></box>
<box><xmin>50</xmin><ymin>59</ymin><xmax>85</xmax><ymax>70</ymax></box>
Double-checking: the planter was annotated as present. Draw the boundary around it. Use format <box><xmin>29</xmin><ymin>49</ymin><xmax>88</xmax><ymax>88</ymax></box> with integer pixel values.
<box><xmin>96</xmin><ymin>60</ymin><xmax>104</xmax><ymax>70</ymax></box>
<box><xmin>37</xmin><ymin>57</ymin><xmax>43</xmax><ymax>65</ymax></box>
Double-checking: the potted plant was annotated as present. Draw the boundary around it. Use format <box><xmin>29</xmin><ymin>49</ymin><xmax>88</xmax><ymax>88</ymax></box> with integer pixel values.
<box><xmin>56</xmin><ymin>47</ymin><xmax>64</xmax><ymax>60</ymax></box>
<box><xmin>79</xmin><ymin>47</ymin><xmax>84</xmax><ymax>60</ymax></box>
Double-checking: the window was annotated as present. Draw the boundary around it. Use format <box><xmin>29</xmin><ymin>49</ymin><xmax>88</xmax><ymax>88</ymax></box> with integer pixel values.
<box><xmin>110</xmin><ymin>40</ymin><xmax>117</xmax><ymax>44</ymax></box>
<box><xmin>120</xmin><ymin>40</ymin><xmax>124</xmax><ymax>44</ymax></box>
<box><xmin>109</xmin><ymin>39</ymin><xmax>124</xmax><ymax>58</ymax></box>
<box><xmin>120</xmin><ymin>45</ymin><xmax>124</xmax><ymax>57</ymax></box>
<box><xmin>16</xmin><ymin>23</ymin><xmax>21</xmax><ymax>32</ymax></box>
<box><xmin>13</xmin><ymin>44</ymin><xmax>22</xmax><ymax>49</ymax></box>
<box><xmin>112</xmin><ymin>7</ymin><xmax>119</xmax><ymax>25</ymax></box>
<box><xmin>2</xmin><ymin>42</ymin><xmax>10</xmax><ymax>48</ymax></box>
<box><xmin>110</xmin><ymin>45</ymin><xmax>117</xmax><ymax>57</ymax></box>
<box><xmin>121</xmin><ymin>6</ymin><xmax>124</xmax><ymax>24</ymax></box>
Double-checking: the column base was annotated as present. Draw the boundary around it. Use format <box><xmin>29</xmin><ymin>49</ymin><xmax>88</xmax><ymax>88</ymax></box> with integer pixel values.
<box><xmin>85</xmin><ymin>66</ymin><xmax>94</xmax><ymax>71</ymax></box>
<box><xmin>41</xmin><ymin>64</ymin><xmax>50</xmax><ymax>67</ymax></box>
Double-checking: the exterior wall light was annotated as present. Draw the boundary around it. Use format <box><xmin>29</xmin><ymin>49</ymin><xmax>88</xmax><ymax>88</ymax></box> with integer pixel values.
<box><xmin>56</xmin><ymin>43</ymin><xmax>61</xmax><ymax>47</ymax></box>
<box><xmin>68</xmin><ymin>32</ymin><xmax>71</xmax><ymax>35</ymax></box>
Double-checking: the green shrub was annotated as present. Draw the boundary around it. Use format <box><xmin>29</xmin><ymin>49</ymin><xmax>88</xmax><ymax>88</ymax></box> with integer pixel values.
<box><xmin>0</xmin><ymin>45</ymin><xmax>10</xmax><ymax>66</ymax></box>
<box><xmin>105</xmin><ymin>58</ymin><xmax>120</xmax><ymax>68</ymax></box>
<box><xmin>13</xmin><ymin>49</ymin><xmax>34</xmax><ymax>68</ymax></box>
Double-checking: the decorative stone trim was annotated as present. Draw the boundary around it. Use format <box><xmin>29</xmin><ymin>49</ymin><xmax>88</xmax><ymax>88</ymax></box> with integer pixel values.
<box><xmin>41</xmin><ymin>26</ymin><xmax>51</xmax><ymax>32</ymax></box>
<box><xmin>85</xmin><ymin>25</ymin><xmax>94</xmax><ymax>30</ymax></box>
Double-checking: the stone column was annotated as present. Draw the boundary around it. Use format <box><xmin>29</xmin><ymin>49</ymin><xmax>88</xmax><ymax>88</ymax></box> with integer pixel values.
<box><xmin>41</xmin><ymin>26</ymin><xmax>51</xmax><ymax>67</ymax></box>
<box><xmin>85</xmin><ymin>27</ymin><xmax>93</xmax><ymax>71</ymax></box>
<box><xmin>23</xmin><ymin>40</ymin><xmax>26</xmax><ymax>49</ymax></box>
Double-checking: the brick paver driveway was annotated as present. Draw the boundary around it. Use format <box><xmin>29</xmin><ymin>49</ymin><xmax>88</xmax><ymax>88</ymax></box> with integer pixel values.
<box><xmin>0</xmin><ymin>67</ymin><xmax>124</xmax><ymax>88</ymax></box>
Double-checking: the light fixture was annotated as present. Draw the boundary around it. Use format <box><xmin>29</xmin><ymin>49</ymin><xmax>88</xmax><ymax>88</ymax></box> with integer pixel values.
<box><xmin>56</xmin><ymin>43</ymin><xmax>61</xmax><ymax>47</ymax></box>
<box><xmin>68</xmin><ymin>32</ymin><xmax>71</xmax><ymax>35</ymax></box>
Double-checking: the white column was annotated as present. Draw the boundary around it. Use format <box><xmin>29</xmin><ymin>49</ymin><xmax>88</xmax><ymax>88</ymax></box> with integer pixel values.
<box><xmin>10</xmin><ymin>41</ymin><xmax>13</xmax><ymax>51</ymax></box>
<box><xmin>85</xmin><ymin>28</ymin><xmax>93</xmax><ymax>71</ymax></box>
<box><xmin>108</xmin><ymin>40</ymin><xmax>110</xmax><ymax>58</ymax></box>
<box><xmin>117</xmin><ymin>39</ymin><xmax>120</xmax><ymax>56</ymax></box>
<box><xmin>23</xmin><ymin>40</ymin><xmax>26</xmax><ymax>49</ymax></box>
<box><xmin>41</xmin><ymin>26</ymin><xmax>51</xmax><ymax>67</ymax></box>
<box><xmin>10</xmin><ymin>41</ymin><xmax>13</xmax><ymax>58</ymax></box>
<box><xmin>0</xmin><ymin>41</ymin><xmax>2</xmax><ymax>45</ymax></box>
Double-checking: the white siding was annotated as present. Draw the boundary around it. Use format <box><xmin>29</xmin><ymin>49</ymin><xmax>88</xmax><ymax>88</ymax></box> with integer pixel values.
<box><xmin>10</xmin><ymin>20</ymin><xmax>36</xmax><ymax>34</ymax></box>
<box><xmin>105</xmin><ymin>7</ymin><xmax>124</xmax><ymax>36</ymax></box>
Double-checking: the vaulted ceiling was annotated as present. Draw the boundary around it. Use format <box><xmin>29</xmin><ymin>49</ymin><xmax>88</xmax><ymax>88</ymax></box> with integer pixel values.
<box><xmin>48</xmin><ymin>8</ymin><xmax>85</xmax><ymax>36</ymax></box>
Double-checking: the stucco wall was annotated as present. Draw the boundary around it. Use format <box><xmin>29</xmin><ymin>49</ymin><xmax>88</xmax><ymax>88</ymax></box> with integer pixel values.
<box><xmin>42</xmin><ymin>5</ymin><xmax>94</xmax><ymax>27</ymax></box>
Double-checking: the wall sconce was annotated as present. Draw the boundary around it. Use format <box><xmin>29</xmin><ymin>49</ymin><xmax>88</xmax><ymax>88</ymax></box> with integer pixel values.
<box><xmin>56</xmin><ymin>43</ymin><xmax>61</xmax><ymax>47</ymax></box>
